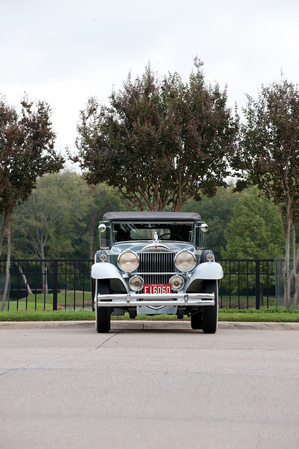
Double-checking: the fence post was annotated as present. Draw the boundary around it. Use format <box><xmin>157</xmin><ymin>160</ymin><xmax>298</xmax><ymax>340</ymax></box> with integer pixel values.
<box><xmin>53</xmin><ymin>260</ymin><xmax>58</xmax><ymax>311</ymax></box>
<box><xmin>255</xmin><ymin>259</ymin><xmax>260</xmax><ymax>310</ymax></box>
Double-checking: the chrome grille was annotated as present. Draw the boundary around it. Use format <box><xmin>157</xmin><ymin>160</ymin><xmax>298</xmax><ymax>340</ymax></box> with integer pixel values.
<box><xmin>138</xmin><ymin>252</ymin><xmax>175</xmax><ymax>284</ymax></box>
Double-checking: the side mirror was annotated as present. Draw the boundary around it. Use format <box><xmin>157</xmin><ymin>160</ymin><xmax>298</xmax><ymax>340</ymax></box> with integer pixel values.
<box><xmin>98</xmin><ymin>223</ymin><xmax>106</xmax><ymax>233</ymax></box>
<box><xmin>200</xmin><ymin>224</ymin><xmax>208</xmax><ymax>233</ymax></box>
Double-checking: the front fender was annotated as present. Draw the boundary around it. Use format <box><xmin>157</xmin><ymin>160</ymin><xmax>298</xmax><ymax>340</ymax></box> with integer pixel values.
<box><xmin>91</xmin><ymin>262</ymin><xmax>128</xmax><ymax>293</ymax></box>
<box><xmin>186</xmin><ymin>262</ymin><xmax>223</xmax><ymax>291</ymax></box>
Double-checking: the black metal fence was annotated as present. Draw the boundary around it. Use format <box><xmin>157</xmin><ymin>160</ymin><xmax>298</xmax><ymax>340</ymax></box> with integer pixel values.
<box><xmin>0</xmin><ymin>259</ymin><xmax>92</xmax><ymax>312</ymax></box>
<box><xmin>0</xmin><ymin>258</ymin><xmax>278</xmax><ymax>311</ymax></box>
<box><xmin>219</xmin><ymin>259</ymin><xmax>276</xmax><ymax>309</ymax></box>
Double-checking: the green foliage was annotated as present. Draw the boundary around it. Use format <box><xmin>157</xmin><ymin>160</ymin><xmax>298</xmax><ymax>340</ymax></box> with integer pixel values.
<box><xmin>182</xmin><ymin>186</ymin><xmax>241</xmax><ymax>258</ymax></box>
<box><xmin>234</xmin><ymin>81</ymin><xmax>299</xmax><ymax>224</ymax></box>
<box><xmin>222</xmin><ymin>186</ymin><xmax>285</xmax><ymax>259</ymax></box>
<box><xmin>0</xmin><ymin>95</ymin><xmax>64</xmax><ymax>215</ymax></box>
<box><xmin>74</xmin><ymin>59</ymin><xmax>238</xmax><ymax>211</ymax></box>
<box><xmin>220</xmin><ymin>187</ymin><xmax>285</xmax><ymax>296</ymax></box>
<box><xmin>76</xmin><ymin>182</ymin><xmax>126</xmax><ymax>259</ymax></box>
<box><xmin>12</xmin><ymin>171</ymin><xmax>83</xmax><ymax>259</ymax></box>
<box><xmin>0</xmin><ymin>94</ymin><xmax>64</xmax><ymax>310</ymax></box>
<box><xmin>232</xmin><ymin>80</ymin><xmax>299</xmax><ymax>308</ymax></box>
<box><xmin>9</xmin><ymin>171</ymin><xmax>125</xmax><ymax>260</ymax></box>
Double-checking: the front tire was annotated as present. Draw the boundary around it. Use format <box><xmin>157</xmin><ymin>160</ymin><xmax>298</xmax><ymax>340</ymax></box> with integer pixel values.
<box><xmin>96</xmin><ymin>280</ymin><xmax>111</xmax><ymax>333</ymax></box>
<box><xmin>202</xmin><ymin>280</ymin><xmax>218</xmax><ymax>334</ymax></box>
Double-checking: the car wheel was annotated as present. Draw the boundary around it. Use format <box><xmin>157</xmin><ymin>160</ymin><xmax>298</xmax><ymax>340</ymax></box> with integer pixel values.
<box><xmin>202</xmin><ymin>280</ymin><xmax>218</xmax><ymax>334</ymax></box>
<box><xmin>96</xmin><ymin>280</ymin><xmax>111</xmax><ymax>333</ymax></box>
<box><xmin>191</xmin><ymin>309</ymin><xmax>202</xmax><ymax>329</ymax></box>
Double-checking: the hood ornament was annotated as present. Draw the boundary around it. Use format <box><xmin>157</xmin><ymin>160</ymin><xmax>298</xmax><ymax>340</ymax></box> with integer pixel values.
<box><xmin>141</xmin><ymin>232</ymin><xmax>170</xmax><ymax>252</ymax></box>
<box><xmin>153</xmin><ymin>232</ymin><xmax>159</xmax><ymax>248</ymax></box>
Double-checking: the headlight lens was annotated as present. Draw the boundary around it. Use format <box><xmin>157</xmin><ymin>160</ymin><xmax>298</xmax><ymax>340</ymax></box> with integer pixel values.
<box><xmin>129</xmin><ymin>275</ymin><xmax>144</xmax><ymax>292</ymax></box>
<box><xmin>175</xmin><ymin>250</ymin><xmax>196</xmax><ymax>272</ymax></box>
<box><xmin>117</xmin><ymin>250</ymin><xmax>139</xmax><ymax>272</ymax></box>
<box><xmin>169</xmin><ymin>275</ymin><xmax>184</xmax><ymax>291</ymax></box>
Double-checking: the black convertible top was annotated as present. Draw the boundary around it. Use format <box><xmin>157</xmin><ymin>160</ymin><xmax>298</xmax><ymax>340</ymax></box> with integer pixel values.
<box><xmin>102</xmin><ymin>211</ymin><xmax>202</xmax><ymax>222</ymax></box>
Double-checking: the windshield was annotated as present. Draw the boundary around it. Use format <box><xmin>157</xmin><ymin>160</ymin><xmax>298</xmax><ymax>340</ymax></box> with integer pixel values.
<box><xmin>112</xmin><ymin>222</ymin><xmax>193</xmax><ymax>243</ymax></box>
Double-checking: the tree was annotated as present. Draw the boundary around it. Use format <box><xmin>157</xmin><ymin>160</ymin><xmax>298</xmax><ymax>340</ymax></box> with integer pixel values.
<box><xmin>12</xmin><ymin>172</ymin><xmax>83</xmax><ymax>293</ymax></box>
<box><xmin>81</xmin><ymin>183</ymin><xmax>127</xmax><ymax>259</ymax></box>
<box><xmin>12</xmin><ymin>172</ymin><xmax>126</xmax><ymax>262</ymax></box>
<box><xmin>223</xmin><ymin>187</ymin><xmax>285</xmax><ymax>260</ymax></box>
<box><xmin>232</xmin><ymin>80</ymin><xmax>299</xmax><ymax>309</ymax></box>
<box><xmin>182</xmin><ymin>186</ymin><xmax>242</xmax><ymax>259</ymax></box>
<box><xmin>0</xmin><ymin>95</ymin><xmax>64</xmax><ymax>310</ymax></box>
<box><xmin>222</xmin><ymin>187</ymin><xmax>285</xmax><ymax>305</ymax></box>
<box><xmin>74</xmin><ymin>59</ymin><xmax>238</xmax><ymax>211</ymax></box>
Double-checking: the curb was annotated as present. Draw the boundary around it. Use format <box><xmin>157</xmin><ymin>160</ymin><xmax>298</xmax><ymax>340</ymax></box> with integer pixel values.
<box><xmin>0</xmin><ymin>320</ymin><xmax>299</xmax><ymax>330</ymax></box>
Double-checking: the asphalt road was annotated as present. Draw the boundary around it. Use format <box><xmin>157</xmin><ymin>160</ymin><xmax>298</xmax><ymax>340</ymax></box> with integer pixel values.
<box><xmin>1</xmin><ymin>324</ymin><xmax>299</xmax><ymax>449</ymax></box>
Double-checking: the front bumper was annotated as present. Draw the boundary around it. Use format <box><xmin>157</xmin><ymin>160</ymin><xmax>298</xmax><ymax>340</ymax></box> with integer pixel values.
<box><xmin>96</xmin><ymin>292</ymin><xmax>215</xmax><ymax>307</ymax></box>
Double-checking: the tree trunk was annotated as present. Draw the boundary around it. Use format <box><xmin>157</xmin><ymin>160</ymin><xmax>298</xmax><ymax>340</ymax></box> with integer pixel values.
<box><xmin>0</xmin><ymin>211</ymin><xmax>12</xmax><ymax>311</ymax></box>
<box><xmin>292</xmin><ymin>222</ymin><xmax>299</xmax><ymax>310</ymax></box>
<box><xmin>41</xmin><ymin>262</ymin><xmax>48</xmax><ymax>295</ymax></box>
<box><xmin>40</xmin><ymin>246</ymin><xmax>48</xmax><ymax>295</ymax></box>
<box><xmin>294</xmin><ymin>275</ymin><xmax>299</xmax><ymax>310</ymax></box>
<box><xmin>0</xmin><ymin>211</ymin><xmax>8</xmax><ymax>257</ymax></box>
<box><xmin>282</xmin><ymin>221</ymin><xmax>291</xmax><ymax>309</ymax></box>
<box><xmin>14</xmin><ymin>260</ymin><xmax>33</xmax><ymax>296</ymax></box>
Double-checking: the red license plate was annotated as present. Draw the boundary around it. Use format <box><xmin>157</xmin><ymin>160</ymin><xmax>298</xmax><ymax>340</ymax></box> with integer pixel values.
<box><xmin>143</xmin><ymin>284</ymin><xmax>172</xmax><ymax>294</ymax></box>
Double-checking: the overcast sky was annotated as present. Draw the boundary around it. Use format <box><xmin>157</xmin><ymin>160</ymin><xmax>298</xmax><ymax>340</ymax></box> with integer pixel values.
<box><xmin>1</xmin><ymin>0</ymin><xmax>299</xmax><ymax>167</ymax></box>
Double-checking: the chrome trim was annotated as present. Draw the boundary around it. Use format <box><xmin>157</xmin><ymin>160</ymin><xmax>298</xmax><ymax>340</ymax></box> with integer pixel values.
<box><xmin>96</xmin><ymin>292</ymin><xmax>215</xmax><ymax>307</ymax></box>
<box><xmin>134</xmin><ymin>272</ymin><xmax>177</xmax><ymax>275</ymax></box>
<box><xmin>137</xmin><ymin>251</ymin><xmax>175</xmax><ymax>284</ymax></box>
<box><xmin>146</xmin><ymin>305</ymin><xmax>169</xmax><ymax>310</ymax></box>
<box><xmin>141</xmin><ymin>242</ymin><xmax>171</xmax><ymax>252</ymax></box>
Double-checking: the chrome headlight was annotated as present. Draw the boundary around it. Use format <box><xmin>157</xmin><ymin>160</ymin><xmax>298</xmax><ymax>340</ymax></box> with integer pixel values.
<box><xmin>129</xmin><ymin>275</ymin><xmax>144</xmax><ymax>292</ymax></box>
<box><xmin>169</xmin><ymin>275</ymin><xmax>184</xmax><ymax>291</ymax></box>
<box><xmin>174</xmin><ymin>250</ymin><xmax>196</xmax><ymax>272</ymax></box>
<box><xmin>117</xmin><ymin>250</ymin><xmax>139</xmax><ymax>272</ymax></box>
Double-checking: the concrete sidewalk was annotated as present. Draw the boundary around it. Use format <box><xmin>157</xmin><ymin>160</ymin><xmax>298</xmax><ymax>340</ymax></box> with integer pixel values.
<box><xmin>0</xmin><ymin>320</ymin><xmax>299</xmax><ymax>330</ymax></box>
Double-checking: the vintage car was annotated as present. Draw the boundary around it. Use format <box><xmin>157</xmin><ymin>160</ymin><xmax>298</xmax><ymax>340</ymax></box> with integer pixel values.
<box><xmin>91</xmin><ymin>211</ymin><xmax>223</xmax><ymax>333</ymax></box>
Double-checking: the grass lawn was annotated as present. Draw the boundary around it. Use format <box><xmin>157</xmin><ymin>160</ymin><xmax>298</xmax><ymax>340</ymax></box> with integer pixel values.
<box><xmin>3</xmin><ymin>291</ymin><xmax>92</xmax><ymax>312</ymax></box>
<box><xmin>0</xmin><ymin>308</ymin><xmax>298</xmax><ymax>323</ymax></box>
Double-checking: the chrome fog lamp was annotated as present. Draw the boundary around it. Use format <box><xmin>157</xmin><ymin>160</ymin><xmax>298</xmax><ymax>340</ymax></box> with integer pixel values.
<box><xmin>95</xmin><ymin>250</ymin><xmax>107</xmax><ymax>263</ymax></box>
<box><xmin>206</xmin><ymin>253</ymin><xmax>214</xmax><ymax>262</ymax></box>
<box><xmin>117</xmin><ymin>250</ymin><xmax>139</xmax><ymax>272</ymax></box>
<box><xmin>129</xmin><ymin>275</ymin><xmax>144</xmax><ymax>292</ymax></box>
<box><xmin>169</xmin><ymin>275</ymin><xmax>184</xmax><ymax>291</ymax></box>
<box><xmin>99</xmin><ymin>252</ymin><xmax>107</xmax><ymax>262</ymax></box>
<box><xmin>175</xmin><ymin>250</ymin><xmax>196</xmax><ymax>272</ymax></box>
